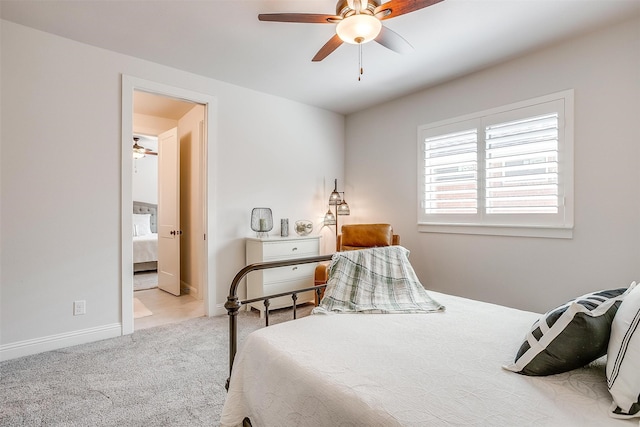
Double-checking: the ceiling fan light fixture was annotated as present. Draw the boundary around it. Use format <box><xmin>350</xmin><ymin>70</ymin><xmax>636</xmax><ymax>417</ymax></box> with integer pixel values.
<box><xmin>336</xmin><ymin>14</ymin><xmax>381</xmax><ymax>44</ymax></box>
<box><xmin>132</xmin><ymin>139</ymin><xmax>146</xmax><ymax>159</ymax></box>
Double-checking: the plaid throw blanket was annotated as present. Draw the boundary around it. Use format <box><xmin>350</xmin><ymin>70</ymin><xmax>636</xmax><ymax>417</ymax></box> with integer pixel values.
<box><xmin>314</xmin><ymin>246</ymin><xmax>445</xmax><ymax>314</ymax></box>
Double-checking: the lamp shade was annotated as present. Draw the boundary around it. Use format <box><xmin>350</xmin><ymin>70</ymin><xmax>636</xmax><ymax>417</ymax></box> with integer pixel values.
<box><xmin>337</xmin><ymin>200</ymin><xmax>351</xmax><ymax>216</ymax></box>
<box><xmin>251</xmin><ymin>207</ymin><xmax>273</xmax><ymax>237</ymax></box>
<box><xmin>329</xmin><ymin>190</ymin><xmax>342</xmax><ymax>206</ymax></box>
<box><xmin>336</xmin><ymin>14</ymin><xmax>382</xmax><ymax>44</ymax></box>
<box><xmin>323</xmin><ymin>209</ymin><xmax>336</xmax><ymax>226</ymax></box>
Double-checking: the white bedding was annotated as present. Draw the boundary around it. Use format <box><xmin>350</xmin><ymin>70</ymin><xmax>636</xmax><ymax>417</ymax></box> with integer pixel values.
<box><xmin>221</xmin><ymin>292</ymin><xmax>636</xmax><ymax>426</ymax></box>
<box><xmin>133</xmin><ymin>233</ymin><xmax>158</xmax><ymax>264</ymax></box>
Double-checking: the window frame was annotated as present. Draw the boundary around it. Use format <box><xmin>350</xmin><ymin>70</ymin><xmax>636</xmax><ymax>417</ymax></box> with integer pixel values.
<box><xmin>417</xmin><ymin>90</ymin><xmax>574</xmax><ymax>239</ymax></box>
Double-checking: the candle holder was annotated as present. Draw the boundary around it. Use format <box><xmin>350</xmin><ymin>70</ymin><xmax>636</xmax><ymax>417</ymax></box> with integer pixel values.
<box><xmin>251</xmin><ymin>208</ymin><xmax>273</xmax><ymax>238</ymax></box>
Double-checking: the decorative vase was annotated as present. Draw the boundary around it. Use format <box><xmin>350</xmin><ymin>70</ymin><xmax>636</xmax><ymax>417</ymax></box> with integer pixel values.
<box><xmin>281</xmin><ymin>219</ymin><xmax>289</xmax><ymax>237</ymax></box>
<box><xmin>295</xmin><ymin>220</ymin><xmax>313</xmax><ymax>236</ymax></box>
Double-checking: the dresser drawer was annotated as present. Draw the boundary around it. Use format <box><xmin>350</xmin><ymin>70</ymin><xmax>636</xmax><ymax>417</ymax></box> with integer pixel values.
<box><xmin>263</xmin><ymin>275</ymin><xmax>314</xmax><ymax>295</ymax></box>
<box><xmin>262</xmin><ymin>239</ymin><xmax>319</xmax><ymax>261</ymax></box>
<box><xmin>263</xmin><ymin>263</ymin><xmax>316</xmax><ymax>284</ymax></box>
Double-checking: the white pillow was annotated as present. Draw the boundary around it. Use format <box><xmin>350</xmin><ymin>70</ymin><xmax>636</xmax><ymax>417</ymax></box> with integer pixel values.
<box><xmin>606</xmin><ymin>281</ymin><xmax>640</xmax><ymax>419</ymax></box>
<box><xmin>133</xmin><ymin>214</ymin><xmax>152</xmax><ymax>237</ymax></box>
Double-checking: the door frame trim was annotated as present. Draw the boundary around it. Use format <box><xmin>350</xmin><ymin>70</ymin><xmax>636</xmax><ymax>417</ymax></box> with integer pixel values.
<box><xmin>121</xmin><ymin>75</ymin><xmax>217</xmax><ymax>335</ymax></box>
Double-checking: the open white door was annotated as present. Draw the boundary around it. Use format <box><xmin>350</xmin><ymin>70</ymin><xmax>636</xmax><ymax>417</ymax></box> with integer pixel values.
<box><xmin>157</xmin><ymin>127</ymin><xmax>181</xmax><ymax>296</ymax></box>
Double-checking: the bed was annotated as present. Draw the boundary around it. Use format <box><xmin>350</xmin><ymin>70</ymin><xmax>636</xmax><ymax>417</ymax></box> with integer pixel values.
<box><xmin>221</xmin><ymin>246</ymin><xmax>640</xmax><ymax>427</ymax></box>
<box><xmin>133</xmin><ymin>201</ymin><xmax>158</xmax><ymax>272</ymax></box>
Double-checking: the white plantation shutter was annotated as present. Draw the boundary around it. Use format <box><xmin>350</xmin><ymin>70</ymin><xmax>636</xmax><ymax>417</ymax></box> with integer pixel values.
<box><xmin>418</xmin><ymin>91</ymin><xmax>573</xmax><ymax>238</ymax></box>
<box><xmin>423</xmin><ymin>128</ymin><xmax>478</xmax><ymax>214</ymax></box>
<box><xmin>485</xmin><ymin>113</ymin><xmax>559</xmax><ymax>214</ymax></box>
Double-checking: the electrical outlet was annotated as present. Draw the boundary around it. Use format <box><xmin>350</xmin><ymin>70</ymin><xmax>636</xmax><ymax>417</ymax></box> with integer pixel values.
<box><xmin>73</xmin><ymin>300</ymin><xmax>86</xmax><ymax>316</ymax></box>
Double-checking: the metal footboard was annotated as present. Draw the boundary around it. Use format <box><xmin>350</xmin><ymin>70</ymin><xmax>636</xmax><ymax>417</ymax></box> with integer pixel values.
<box><xmin>224</xmin><ymin>254</ymin><xmax>332</xmax><ymax>390</ymax></box>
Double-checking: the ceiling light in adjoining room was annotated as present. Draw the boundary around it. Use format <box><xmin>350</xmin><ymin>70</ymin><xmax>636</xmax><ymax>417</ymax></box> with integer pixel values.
<box><xmin>133</xmin><ymin>139</ymin><xmax>146</xmax><ymax>159</ymax></box>
<box><xmin>336</xmin><ymin>14</ymin><xmax>382</xmax><ymax>44</ymax></box>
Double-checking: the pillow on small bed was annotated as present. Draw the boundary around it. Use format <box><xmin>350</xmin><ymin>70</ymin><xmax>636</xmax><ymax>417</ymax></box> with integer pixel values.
<box><xmin>606</xmin><ymin>281</ymin><xmax>640</xmax><ymax>419</ymax></box>
<box><xmin>504</xmin><ymin>282</ymin><xmax>636</xmax><ymax>376</ymax></box>
<box><xmin>133</xmin><ymin>214</ymin><xmax>152</xmax><ymax>237</ymax></box>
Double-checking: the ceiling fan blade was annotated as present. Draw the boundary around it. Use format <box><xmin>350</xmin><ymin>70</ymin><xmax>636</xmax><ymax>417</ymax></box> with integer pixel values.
<box><xmin>258</xmin><ymin>13</ymin><xmax>341</xmax><ymax>24</ymax></box>
<box><xmin>312</xmin><ymin>34</ymin><xmax>344</xmax><ymax>62</ymax></box>
<box><xmin>374</xmin><ymin>26</ymin><xmax>413</xmax><ymax>54</ymax></box>
<box><xmin>374</xmin><ymin>0</ymin><xmax>444</xmax><ymax>20</ymax></box>
<box><xmin>133</xmin><ymin>139</ymin><xmax>158</xmax><ymax>156</ymax></box>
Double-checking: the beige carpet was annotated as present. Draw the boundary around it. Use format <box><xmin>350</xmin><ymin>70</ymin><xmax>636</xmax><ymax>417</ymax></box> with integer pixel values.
<box><xmin>0</xmin><ymin>303</ymin><xmax>313</xmax><ymax>426</ymax></box>
<box><xmin>133</xmin><ymin>297</ymin><xmax>153</xmax><ymax>318</ymax></box>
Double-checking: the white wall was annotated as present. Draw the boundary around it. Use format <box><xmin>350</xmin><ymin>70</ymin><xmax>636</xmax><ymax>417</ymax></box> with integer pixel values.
<box><xmin>132</xmin><ymin>155</ymin><xmax>158</xmax><ymax>205</ymax></box>
<box><xmin>0</xmin><ymin>20</ymin><xmax>344</xmax><ymax>359</ymax></box>
<box><xmin>345</xmin><ymin>16</ymin><xmax>640</xmax><ymax>313</ymax></box>
<box><xmin>132</xmin><ymin>114</ymin><xmax>175</xmax><ymax>205</ymax></box>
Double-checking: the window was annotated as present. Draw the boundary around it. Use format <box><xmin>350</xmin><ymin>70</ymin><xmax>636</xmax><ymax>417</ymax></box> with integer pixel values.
<box><xmin>417</xmin><ymin>90</ymin><xmax>573</xmax><ymax>238</ymax></box>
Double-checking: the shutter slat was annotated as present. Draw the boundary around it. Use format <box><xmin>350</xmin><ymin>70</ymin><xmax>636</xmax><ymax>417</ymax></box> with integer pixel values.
<box><xmin>486</xmin><ymin>172</ymin><xmax>557</xmax><ymax>186</ymax></box>
<box><xmin>487</xmin><ymin>206</ymin><xmax>558</xmax><ymax>214</ymax></box>
<box><xmin>424</xmin><ymin>170</ymin><xmax>477</xmax><ymax>182</ymax></box>
<box><xmin>487</xmin><ymin>129</ymin><xmax>557</xmax><ymax>148</ymax></box>
<box><xmin>487</xmin><ymin>184</ymin><xmax>558</xmax><ymax>196</ymax></box>
<box><xmin>488</xmin><ymin>143</ymin><xmax>556</xmax><ymax>157</ymax></box>
<box><xmin>424</xmin><ymin>154</ymin><xmax>477</xmax><ymax>168</ymax></box>
<box><xmin>486</xmin><ymin>161</ymin><xmax>558</xmax><ymax>176</ymax></box>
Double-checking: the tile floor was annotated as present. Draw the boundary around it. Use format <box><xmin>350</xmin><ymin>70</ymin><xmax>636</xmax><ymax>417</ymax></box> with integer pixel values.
<box><xmin>134</xmin><ymin>286</ymin><xmax>205</xmax><ymax>330</ymax></box>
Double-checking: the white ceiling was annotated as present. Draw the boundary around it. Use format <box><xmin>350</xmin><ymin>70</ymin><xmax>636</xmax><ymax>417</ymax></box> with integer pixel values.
<box><xmin>2</xmin><ymin>0</ymin><xmax>639</xmax><ymax>115</ymax></box>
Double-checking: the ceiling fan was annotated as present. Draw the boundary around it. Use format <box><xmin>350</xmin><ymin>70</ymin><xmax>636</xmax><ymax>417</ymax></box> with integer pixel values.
<box><xmin>258</xmin><ymin>0</ymin><xmax>444</xmax><ymax>62</ymax></box>
<box><xmin>132</xmin><ymin>137</ymin><xmax>157</xmax><ymax>158</ymax></box>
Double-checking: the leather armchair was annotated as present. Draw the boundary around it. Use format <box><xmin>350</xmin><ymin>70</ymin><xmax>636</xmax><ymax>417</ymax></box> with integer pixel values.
<box><xmin>314</xmin><ymin>224</ymin><xmax>400</xmax><ymax>304</ymax></box>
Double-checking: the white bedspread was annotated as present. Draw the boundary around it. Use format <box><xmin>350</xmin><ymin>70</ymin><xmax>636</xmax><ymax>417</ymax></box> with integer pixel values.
<box><xmin>221</xmin><ymin>292</ymin><xmax>635</xmax><ymax>426</ymax></box>
<box><xmin>133</xmin><ymin>233</ymin><xmax>158</xmax><ymax>264</ymax></box>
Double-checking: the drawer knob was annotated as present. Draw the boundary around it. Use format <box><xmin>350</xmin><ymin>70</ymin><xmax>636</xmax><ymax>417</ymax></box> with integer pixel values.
<box><xmin>292</xmin><ymin>266</ymin><xmax>298</xmax><ymax>271</ymax></box>
<box><xmin>292</xmin><ymin>247</ymin><xmax>298</xmax><ymax>251</ymax></box>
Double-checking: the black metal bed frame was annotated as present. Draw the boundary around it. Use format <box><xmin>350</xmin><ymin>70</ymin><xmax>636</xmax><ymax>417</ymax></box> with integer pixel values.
<box><xmin>224</xmin><ymin>254</ymin><xmax>333</xmax><ymax>391</ymax></box>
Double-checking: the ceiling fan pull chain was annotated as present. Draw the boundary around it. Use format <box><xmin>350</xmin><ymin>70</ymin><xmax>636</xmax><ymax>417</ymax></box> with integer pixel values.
<box><xmin>358</xmin><ymin>42</ymin><xmax>363</xmax><ymax>81</ymax></box>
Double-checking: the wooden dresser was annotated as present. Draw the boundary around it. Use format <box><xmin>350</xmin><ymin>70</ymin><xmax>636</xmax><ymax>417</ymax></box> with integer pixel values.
<box><xmin>245</xmin><ymin>235</ymin><xmax>320</xmax><ymax>317</ymax></box>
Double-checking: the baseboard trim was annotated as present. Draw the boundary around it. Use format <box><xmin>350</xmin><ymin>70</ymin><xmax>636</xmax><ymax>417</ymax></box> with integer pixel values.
<box><xmin>0</xmin><ymin>323</ymin><xmax>122</xmax><ymax>362</ymax></box>
<box><xmin>213</xmin><ymin>303</ymin><xmax>228</xmax><ymax>316</ymax></box>
<box><xmin>181</xmin><ymin>281</ymin><xmax>204</xmax><ymax>299</ymax></box>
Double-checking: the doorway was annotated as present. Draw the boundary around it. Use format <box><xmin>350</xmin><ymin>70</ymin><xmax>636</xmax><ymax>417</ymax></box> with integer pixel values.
<box><xmin>121</xmin><ymin>76</ymin><xmax>217</xmax><ymax>335</ymax></box>
<box><xmin>132</xmin><ymin>91</ymin><xmax>205</xmax><ymax>329</ymax></box>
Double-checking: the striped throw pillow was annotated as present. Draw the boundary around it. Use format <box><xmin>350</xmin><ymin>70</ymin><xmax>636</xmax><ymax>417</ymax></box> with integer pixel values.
<box><xmin>505</xmin><ymin>283</ymin><xmax>636</xmax><ymax>376</ymax></box>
